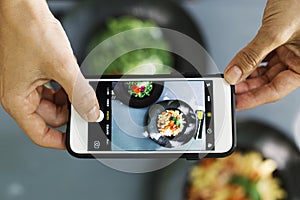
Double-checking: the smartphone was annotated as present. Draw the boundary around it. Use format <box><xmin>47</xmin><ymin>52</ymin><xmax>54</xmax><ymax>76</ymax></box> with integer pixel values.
<box><xmin>67</xmin><ymin>75</ymin><xmax>236</xmax><ymax>159</ymax></box>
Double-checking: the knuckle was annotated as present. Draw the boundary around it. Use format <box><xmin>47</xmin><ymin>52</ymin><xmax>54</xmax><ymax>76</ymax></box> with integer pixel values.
<box><xmin>28</xmin><ymin>132</ymin><xmax>44</xmax><ymax>147</ymax></box>
<box><xmin>51</xmin><ymin>116</ymin><xmax>66</xmax><ymax>128</ymax></box>
<box><xmin>48</xmin><ymin>55</ymin><xmax>76</xmax><ymax>76</ymax></box>
<box><xmin>50</xmin><ymin>18</ymin><xmax>61</xmax><ymax>27</ymax></box>
<box><xmin>0</xmin><ymin>94</ymin><xmax>14</xmax><ymax>113</ymax></box>
<box><xmin>32</xmin><ymin>138</ymin><xmax>45</xmax><ymax>148</ymax></box>
<box><xmin>269</xmin><ymin>33</ymin><xmax>284</xmax><ymax>45</ymax></box>
<box><xmin>267</xmin><ymin>84</ymin><xmax>281</xmax><ymax>103</ymax></box>
<box><xmin>30</xmin><ymin>129</ymin><xmax>49</xmax><ymax>148</ymax></box>
<box><xmin>238</xmin><ymin>48</ymin><xmax>260</xmax><ymax>72</ymax></box>
<box><xmin>59</xmin><ymin>54</ymin><xmax>76</xmax><ymax>69</ymax></box>
<box><xmin>50</xmin><ymin>119</ymin><xmax>62</xmax><ymax>128</ymax></box>
<box><xmin>258</xmin><ymin>26</ymin><xmax>286</xmax><ymax>45</ymax></box>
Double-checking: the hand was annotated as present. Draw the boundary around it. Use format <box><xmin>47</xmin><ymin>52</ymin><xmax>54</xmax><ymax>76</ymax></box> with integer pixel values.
<box><xmin>224</xmin><ymin>0</ymin><xmax>300</xmax><ymax>110</ymax></box>
<box><xmin>0</xmin><ymin>0</ymin><xmax>100</xmax><ymax>149</ymax></box>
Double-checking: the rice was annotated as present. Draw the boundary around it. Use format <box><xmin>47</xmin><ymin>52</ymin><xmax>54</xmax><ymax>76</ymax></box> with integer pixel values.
<box><xmin>157</xmin><ymin>110</ymin><xmax>185</xmax><ymax>137</ymax></box>
<box><xmin>186</xmin><ymin>151</ymin><xmax>286</xmax><ymax>200</ymax></box>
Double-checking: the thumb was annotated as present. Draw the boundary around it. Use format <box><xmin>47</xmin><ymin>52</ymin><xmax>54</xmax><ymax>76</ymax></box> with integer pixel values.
<box><xmin>224</xmin><ymin>28</ymin><xmax>282</xmax><ymax>84</ymax></box>
<box><xmin>70</xmin><ymin>72</ymin><xmax>100</xmax><ymax>122</ymax></box>
<box><xmin>51</xmin><ymin>59</ymin><xmax>100</xmax><ymax>122</ymax></box>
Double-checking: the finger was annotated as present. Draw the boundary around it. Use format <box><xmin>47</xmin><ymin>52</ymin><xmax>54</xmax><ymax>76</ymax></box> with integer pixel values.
<box><xmin>236</xmin><ymin>70</ymin><xmax>300</xmax><ymax>110</ymax></box>
<box><xmin>277</xmin><ymin>46</ymin><xmax>300</xmax><ymax>69</ymax></box>
<box><xmin>17</xmin><ymin>112</ymin><xmax>66</xmax><ymax>149</ymax></box>
<box><xmin>248</xmin><ymin>66</ymin><xmax>268</xmax><ymax>79</ymax></box>
<box><xmin>36</xmin><ymin>99</ymin><xmax>68</xmax><ymax>127</ymax></box>
<box><xmin>41</xmin><ymin>87</ymin><xmax>68</xmax><ymax>106</ymax></box>
<box><xmin>236</xmin><ymin>63</ymin><xmax>287</xmax><ymax>94</ymax></box>
<box><xmin>69</xmin><ymin>71</ymin><xmax>100</xmax><ymax>122</ymax></box>
<box><xmin>264</xmin><ymin>63</ymin><xmax>288</xmax><ymax>80</ymax></box>
<box><xmin>54</xmin><ymin>88</ymin><xmax>67</xmax><ymax>106</ymax></box>
<box><xmin>41</xmin><ymin>86</ymin><xmax>55</xmax><ymax>102</ymax></box>
<box><xmin>235</xmin><ymin>77</ymin><xmax>267</xmax><ymax>95</ymax></box>
<box><xmin>225</xmin><ymin>27</ymin><xmax>286</xmax><ymax>84</ymax></box>
<box><xmin>46</xmin><ymin>57</ymin><xmax>100</xmax><ymax>122</ymax></box>
<box><xmin>267</xmin><ymin>54</ymin><xmax>280</xmax><ymax>68</ymax></box>
<box><xmin>37</xmin><ymin>87</ymin><xmax>68</xmax><ymax>126</ymax></box>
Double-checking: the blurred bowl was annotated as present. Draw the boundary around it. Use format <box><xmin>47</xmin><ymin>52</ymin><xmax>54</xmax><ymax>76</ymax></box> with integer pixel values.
<box><xmin>149</xmin><ymin>120</ymin><xmax>300</xmax><ymax>200</ymax></box>
<box><xmin>62</xmin><ymin>0</ymin><xmax>207</xmax><ymax>75</ymax></box>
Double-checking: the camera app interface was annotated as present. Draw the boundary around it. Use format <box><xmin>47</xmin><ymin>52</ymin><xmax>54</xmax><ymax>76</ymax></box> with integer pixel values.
<box><xmin>88</xmin><ymin>79</ymin><xmax>214</xmax><ymax>152</ymax></box>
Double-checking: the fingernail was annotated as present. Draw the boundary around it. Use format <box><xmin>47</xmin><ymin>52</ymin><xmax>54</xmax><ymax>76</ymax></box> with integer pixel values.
<box><xmin>86</xmin><ymin>106</ymin><xmax>100</xmax><ymax>122</ymax></box>
<box><xmin>225</xmin><ymin>66</ymin><xmax>242</xmax><ymax>84</ymax></box>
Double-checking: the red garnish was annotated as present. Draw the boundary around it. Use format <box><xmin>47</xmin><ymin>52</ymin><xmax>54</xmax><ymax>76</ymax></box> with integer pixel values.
<box><xmin>134</xmin><ymin>88</ymin><xmax>140</xmax><ymax>94</ymax></box>
<box><xmin>131</xmin><ymin>84</ymin><xmax>138</xmax><ymax>92</ymax></box>
<box><xmin>140</xmin><ymin>86</ymin><xmax>145</xmax><ymax>92</ymax></box>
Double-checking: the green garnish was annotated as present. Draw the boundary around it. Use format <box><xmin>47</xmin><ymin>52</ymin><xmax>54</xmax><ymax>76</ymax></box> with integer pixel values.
<box><xmin>176</xmin><ymin>120</ymin><xmax>181</xmax><ymax>127</ymax></box>
<box><xmin>127</xmin><ymin>81</ymin><xmax>153</xmax><ymax>98</ymax></box>
<box><xmin>230</xmin><ymin>175</ymin><xmax>261</xmax><ymax>200</ymax></box>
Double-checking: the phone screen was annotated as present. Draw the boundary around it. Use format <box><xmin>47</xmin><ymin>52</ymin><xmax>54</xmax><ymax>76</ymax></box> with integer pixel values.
<box><xmin>87</xmin><ymin>79</ymin><xmax>215</xmax><ymax>152</ymax></box>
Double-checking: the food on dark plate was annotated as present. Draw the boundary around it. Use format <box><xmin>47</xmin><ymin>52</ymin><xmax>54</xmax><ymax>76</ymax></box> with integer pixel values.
<box><xmin>127</xmin><ymin>81</ymin><xmax>153</xmax><ymax>98</ymax></box>
<box><xmin>87</xmin><ymin>16</ymin><xmax>173</xmax><ymax>75</ymax></box>
<box><xmin>186</xmin><ymin>151</ymin><xmax>286</xmax><ymax>200</ymax></box>
<box><xmin>157</xmin><ymin>109</ymin><xmax>186</xmax><ymax>137</ymax></box>
<box><xmin>147</xmin><ymin>100</ymin><xmax>196</xmax><ymax>148</ymax></box>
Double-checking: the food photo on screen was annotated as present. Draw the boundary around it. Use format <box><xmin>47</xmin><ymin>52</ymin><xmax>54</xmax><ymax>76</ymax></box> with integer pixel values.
<box><xmin>86</xmin><ymin>78</ymin><xmax>215</xmax><ymax>152</ymax></box>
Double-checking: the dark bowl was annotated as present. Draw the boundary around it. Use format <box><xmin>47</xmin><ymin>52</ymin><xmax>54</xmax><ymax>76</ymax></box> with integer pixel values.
<box><xmin>62</xmin><ymin>0</ymin><xmax>207</xmax><ymax>75</ymax></box>
<box><xmin>146</xmin><ymin>100</ymin><xmax>197</xmax><ymax>148</ymax></box>
<box><xmin>149</xmin><ymin>120</ymin><xmax>300</xmax><ymax>200</ymax></box>
<box><xmin>113</xmin><ymin>81</ymin><xmax>164</xmax><ymax>108</ymax></box>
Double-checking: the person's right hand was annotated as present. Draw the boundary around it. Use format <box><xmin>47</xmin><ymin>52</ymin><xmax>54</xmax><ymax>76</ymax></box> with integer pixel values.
<box><xmin>224</xmin><ymin>0</ymin><xmax>300</xmax><ymax>110</ymax></box>
<box><xmin>0</xmin><ymin>0</ymin><xmax>100</xmax><ymax>149</ymax></box>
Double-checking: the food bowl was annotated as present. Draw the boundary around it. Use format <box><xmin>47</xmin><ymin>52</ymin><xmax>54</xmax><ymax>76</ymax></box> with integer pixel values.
<box><xmin>146</xmin><ymin>100</ymin><xmax>197</xmax><ymax>148</ymax></box>
<box><xmin>149</xmin><ymin>120</ymin><xmax>300</xmax><ymax>200</ymax></box>
<box><xmin>62</xmin><ymin>0</ymin><xmax>207</xmax><ymax>75</ymax></box>
<box><xmin>113</xmin><ymin>81</ymin><xmax>164</xmax><ymax>108</ymax></box>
